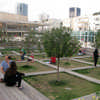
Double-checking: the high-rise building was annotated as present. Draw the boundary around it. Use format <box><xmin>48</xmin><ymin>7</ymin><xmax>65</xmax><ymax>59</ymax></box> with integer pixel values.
<box><xmin>17</xmin><ymin>3</ymin><xmax>28</xmax><ymax>16</ymax></box>
<box><xmin>69</xmin><ymin>7</ymin><xmax>81</xmax><ymax>18</ymax></box>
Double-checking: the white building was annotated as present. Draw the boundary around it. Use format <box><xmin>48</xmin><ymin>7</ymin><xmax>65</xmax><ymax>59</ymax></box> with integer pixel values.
<box><xmin>62</xmin><ymin>15</ymin><xmax>97</xmax><ymax>48</ymax></box>
<box><xmin>38</xmin><ymin>18</ymin><xmax>62</xmax><ymax>31</ymax></box>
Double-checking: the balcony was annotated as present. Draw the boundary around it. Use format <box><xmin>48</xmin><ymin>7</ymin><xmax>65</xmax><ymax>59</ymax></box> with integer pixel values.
<box><xmin>6</xmin><ymin>29</ymin><xmax>29</xmax><ymax>32</ymax></box>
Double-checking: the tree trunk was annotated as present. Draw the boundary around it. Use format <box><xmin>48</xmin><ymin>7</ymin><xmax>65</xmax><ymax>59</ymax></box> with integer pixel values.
<box><xmin>57</xmin><ymin>57</ymin><xmax>60</xmax><ymax>81</ymax></box>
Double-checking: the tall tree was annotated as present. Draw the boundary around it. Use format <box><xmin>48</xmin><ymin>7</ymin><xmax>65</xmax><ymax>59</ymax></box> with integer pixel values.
<box><xmin>24</xmin><ymin>30</ymin><xmax>37</xmax><ymax>53</ymax></box>
<box><xmin>43</xmin><ymin>27</ymin><xmax>80</xmax><ymax>81</ymax></box>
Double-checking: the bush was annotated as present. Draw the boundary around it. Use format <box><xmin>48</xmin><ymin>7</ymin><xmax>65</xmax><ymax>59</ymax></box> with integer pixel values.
<box><xmin>64</xmin><ymin>62</ymin><xmax>71</xmax><ymax>65</ymax></box>
<box><xmin>49</xmin><ymin>80</ymin><xmax>67</xmax><ymax>86</ymax></box>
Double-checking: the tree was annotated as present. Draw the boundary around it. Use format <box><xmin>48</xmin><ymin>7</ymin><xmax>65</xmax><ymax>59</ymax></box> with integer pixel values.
<box><xmin>42</xmin><ymin>27</ymin><xmax>80</xmax><ymax>81</ymax></box>
<box><xmin>95</xmin><ymin>30</ymin><xmax>100</xmax><ymax>48</ymax></box>
<box><xmin>24</xmin><ymin>30</ymin><xmax>37</xmax><ymax>53</ymax></box>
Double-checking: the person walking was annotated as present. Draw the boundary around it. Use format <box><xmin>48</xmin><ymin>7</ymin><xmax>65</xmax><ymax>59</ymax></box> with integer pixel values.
<box><xmin>93</xmin><ymin>48</ymin><xmax>99</xmax><ymax>67</ymax></box>
<box><xmin>20</xmin><ymin>47</ymin><xmax>26</xmax><ymax>60</ymax></box>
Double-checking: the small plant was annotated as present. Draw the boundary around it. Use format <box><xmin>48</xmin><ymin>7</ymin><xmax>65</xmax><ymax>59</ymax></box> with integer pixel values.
<box><xmin>64</xmin><ymin>62</ymin><xmax>71</xmax><ymax>65</ymax></box>
<box><xmin>74</xmin><ymin>69</ymin><xmax>93</xmax><ymax>74</ymax></box>
<box><xmin>21</xmin><ymin>65</ymin><xmax>33</xmax><ymax>69</ymax></box>
<box><xmin>49</xmin><ymin>80</ymin><xmax>67</xmax><ymax>86</ymax></box>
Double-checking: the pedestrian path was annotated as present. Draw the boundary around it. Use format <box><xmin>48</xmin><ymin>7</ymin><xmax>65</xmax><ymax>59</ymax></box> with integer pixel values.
<box><xmin>71</xmin><ymin>65</ymin><xmax>100</xmax><ymax>71</ymax></box>
<box><xmin>71</xmin><ymin>55</ymin><xmax>91</xmax><ymax>59</ymax></box>
<box><xmin>0</xmin><ymin>72</ymin><xmax>31</xmax><ymax>100</ymax></box>
<box><xmin>25</xmin><ymin>70</ymin><xmax>63</xmax><ymax>76</ymax></box>
<box><xmin>65</xmin><ymin>69</ymin><xmax>100</xmax><ymax>84</ymax></box>
<box><xmin>21</xmin><ymin>80</ymin><xmax>50</xmax><ymax>100</ymax></box>
<box><xmin>73</xmin><ymin>93</ymin><xmax>96</xmax><ymax>100</ymax></box>
<box><xmin>71</xmin><ymin>58</ymin><xmax>93</xmax><ymax>65</ymax></box>
<box><xmin>0</xmin><ymin>71</ymin><xmax>50</xmax><ymax>100</ymax></box>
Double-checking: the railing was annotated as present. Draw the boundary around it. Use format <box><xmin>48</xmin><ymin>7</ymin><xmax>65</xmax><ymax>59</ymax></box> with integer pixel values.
<box><xmin>6</xmin><ymin>29</ymin><xmax>29</xmax><ymax>32</ymax></box>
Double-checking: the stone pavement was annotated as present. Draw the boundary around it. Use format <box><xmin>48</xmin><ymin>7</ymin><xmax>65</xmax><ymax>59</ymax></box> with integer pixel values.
<box><xmin>0</xmin><ymin>72</ymin><xmax>31</xmax><ymax>100</ymax></box>
<box><xmin>71</xmin><ymin>55</ymin><xmax>91</xmax><ymax>59</ymax></box>
<box><xmin>0</xmin><ymin>72</ymin><xmax>50</xmax><ymax>100</ymax></box>
<box><xmin>25</xmin><ymin>70</ymin><xmax>63</xmax><ymax>76</ymax></box>
<box><xmin>71</xmin><ymin>58</ymin><xmax>93</xmax><ymax>65</ymax></box>
<box><xmin>65</xmin><ymin>69</ymin><xmax>100</xmax><ymax>84</ymax></box>
<box><xmin>73</xmin><ymin>93</ymin><xmax>97</xmax><ymax>100</ymax></box>
<box><xmin>71</xmin><ymin>66</ymin><xmax>100</xmax><ymax>71</ymax></box>
<box><xmin>21</xmin><ymin>80</ymin><xmax>50</xmax><ymax>100</ymax></box>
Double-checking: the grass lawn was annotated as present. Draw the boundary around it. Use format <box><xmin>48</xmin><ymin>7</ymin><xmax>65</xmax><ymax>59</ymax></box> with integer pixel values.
<box><xmin>58</xmin><ymin>59</ymin><xmax>91</xmax><ymax>68</ymax></box>
<box><xmin>0</xmin><ymin>55</ymin><xmax>27</xmax><ymax>61</ymax></box>
<box><xmin>0</xmin><ymin>56</ymin><xmax>54</xmax><ymax>73</ymax></box>
<box><xmin>77</xmin><ymin>57</ymin><xmax>100</xmax><ymax>64</ymax></box>
<box><xmin>0</xmin><ymin>56</ymin><xmax>5</xmax><ymax>62</ymax></box>
<box><xmin>34</xmin><ymin>54</ymin><xmax>48</xmax><ymax>60</ymax></box>
<box><xmin>1</xmin><ymin>51</ymin><xmax>12</xmax><ymax>55</ymax></box>
<box><xmin>74</xmin><ymin>67</ymin><xmax>100</xmax><ymax>80</ymax></box>
<box><xmin>43</xmin><ymin>59</ymin><xmax>91</xmax><ymax>68</ymax></box>
<box><xmin>24</xmin><ymin>73</ymin><xmax>100</xmax><ymax>100</ymax></box>
<box><xmin>17</xmin><ymin>61</ymin><xmax>54</xmax><ymax>73</ymax></box>
<box><xmin>44</xmin><ymin>60</ymin><xmax>90</xmax><ymax>68</ymax></box>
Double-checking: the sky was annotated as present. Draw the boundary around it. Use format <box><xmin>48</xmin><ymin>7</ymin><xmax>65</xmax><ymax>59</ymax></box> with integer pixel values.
<box><xmin>0</xmin><ymin>0</ymin><xmax>100</xmax><ymax>21</ymax></box>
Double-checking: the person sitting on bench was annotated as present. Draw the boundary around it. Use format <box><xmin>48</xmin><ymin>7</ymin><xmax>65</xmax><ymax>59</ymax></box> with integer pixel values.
<box><xmin>0</xmin><ymin>61</ymin><xmax>24</xmax><ymax>88</ymax></box>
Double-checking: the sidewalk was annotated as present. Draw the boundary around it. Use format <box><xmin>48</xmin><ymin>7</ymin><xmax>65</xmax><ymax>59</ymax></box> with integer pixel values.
<box><xmin>25</xmin><ymin>70</ymin><xmax>63</xmax><ymax>76</ymax></box>
<box><xmin>73</xmin><ymin>93</ymin><xmax>96</xmax><ymax>100</ymax></box>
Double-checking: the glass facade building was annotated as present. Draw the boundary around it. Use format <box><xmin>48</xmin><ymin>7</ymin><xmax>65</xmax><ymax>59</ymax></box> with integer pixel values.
<box><xmin>69</xmin><ymin>7</ymin><xmax>81</xmax><ymax>18</ymax></box>
<box><xmin>17</xmin><ymin>3</ymin><xmax>28</xmax><ymax>16</ymax></box>
<box><xmin>71</xmin><ymin>31</ymin><xmax>96</xmax><ymax>43</ymax></box>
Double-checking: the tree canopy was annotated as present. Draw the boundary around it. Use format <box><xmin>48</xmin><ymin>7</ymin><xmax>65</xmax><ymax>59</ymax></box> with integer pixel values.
<box><xmin>95</xmin><ymin>30</ymin><xmax>100</xmax><ymax>48</ymax></box>
<box><xmin>42</xmin><ymin>27</ymin><xmax>80</xmax><ymax>58</ymax></box>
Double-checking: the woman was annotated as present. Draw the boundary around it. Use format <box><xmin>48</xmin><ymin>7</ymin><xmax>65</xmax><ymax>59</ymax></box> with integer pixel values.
<box><xmin>93</xmin><ymin>48</ymin><xmax>99</xmax><ymax>67</ymax></box>
<box><xmin>1</xmin><ymin>61</ymin><xmax>24</xmax><ymax>88</ymax></box>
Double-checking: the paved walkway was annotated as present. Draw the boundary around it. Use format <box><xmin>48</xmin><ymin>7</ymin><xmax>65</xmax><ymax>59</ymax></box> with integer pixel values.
<box><xmin>65</xmin><ymin>69</ymin><xmax>100</xmax><ymax>84</ymax></box>
<box><xmin>0</xmin><ymin>72</ymin><xmax>50</xmax><ymax>100</ymax></box>
<box><xmin>22</xmin><ymin>80</ymin><xmax>49</xmax><ymax>100</ymax></box>
<box><xmin>71</xmin><ymin>66</ymin><xmax>100</xmax><ymax>71</ymax></box>
<box><xmin>71</xmin><ymin>55</ymin><xmax>91</xmax><ymax>59</ymax></box>
<box><xmin>25</xmin><ymin>70</ymin><xmax>63</xmax><ymax>76</ymax></box>
<box><xmin>0</xmin><ymin>72</ymin><xmax>31</xmax><ymax>100</ymax></box>
<box><xmin>73</xmin><ymin>93</ymin><xmax>97</xmax><ymax>100</ymax></box>
<box><xmin>71</xmin><ymin>58</ymin><xmax>93</xmax><ymax>65</ymax></box>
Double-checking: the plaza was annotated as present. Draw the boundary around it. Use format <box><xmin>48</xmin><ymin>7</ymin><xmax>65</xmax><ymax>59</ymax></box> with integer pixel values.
<box><xmin>0</xmin><ymin>49</ymin><xmax>100</xmax><ymax>100</ymax></box>
<box><xmin>0</xmin><ymin>0</ymin><xmax>100</xmax><ymax>100</ymax></box>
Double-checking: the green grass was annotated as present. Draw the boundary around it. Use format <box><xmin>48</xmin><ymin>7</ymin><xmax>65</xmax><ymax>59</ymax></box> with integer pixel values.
<box><xmin>43</xmin><ymin>59</ymin><xmax>91</xmax><ymax>68</ymax></box>
<box><xmin>34</xmin><ymin>54</ymin><xmax>48</xmax><ymax>59</ymax></box>
<box><xmin>0</xmin><ymin>55</ymin><xmax>27</xmax><ymax>61</ymax></box>
<box><xmin>43</xmin><ymin>60</ymin><xmax>50</xmax><ymax>62</ymax></box>
<box><xmin>0</xmin><ymin>48</ymin><xmax>20</xmax><ymax>52</ymax></box>
<box><xmin>74</xmin><ymin>68</ymin><xmax>100</xmax><ymax>80</ymax></box>
<box><xmin>1</xmin><ymin>51</ymin><xmax>12</xmax><ymax>55</ymax></box>
<box><xmin>17</xmin><ymin>61</ymin><xmax>54</xmax><ymax>73</ymax></box>
<box><xmin>24</xmin><ymin>73</ymin><xmax>100</xmax><ymax>100</ymax></box>
<box><xmin>77</xmin><ymin>57</ymin><xmax>100</xmax><ymax>64</ymax></box>
<box><xmin>59</xmin><ymin>59</ymin><xmax>91</xmax><ymax>68</ymax></box>
<box><xmin>0</xmin><ymin>54</ymin><xmax>54</xmax><ymax>73</ymax></box>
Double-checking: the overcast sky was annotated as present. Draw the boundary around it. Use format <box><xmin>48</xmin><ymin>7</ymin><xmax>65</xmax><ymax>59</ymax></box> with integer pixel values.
<box><xmin>0</xmin><ymin>0</ymin><xmax>100</xmax><ymax>21</ymax></box>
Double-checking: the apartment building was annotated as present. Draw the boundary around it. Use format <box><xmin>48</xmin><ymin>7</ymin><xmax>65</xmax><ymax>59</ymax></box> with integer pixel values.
<box><xmin>0</xmin><ymin>12</ymin><xmax>42</xmax><ymax>41</ymax></box>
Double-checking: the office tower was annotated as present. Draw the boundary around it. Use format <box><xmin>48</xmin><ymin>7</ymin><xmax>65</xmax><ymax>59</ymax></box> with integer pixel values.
<box><xmin>69</xmin><ymin>7</ymin><xmax>81</xmax><ymax>18</ymax></box>
<box><xmin>17</xmin><ymin>3</ymin><xmax>28</xmax><ymax>16</ymax></box>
